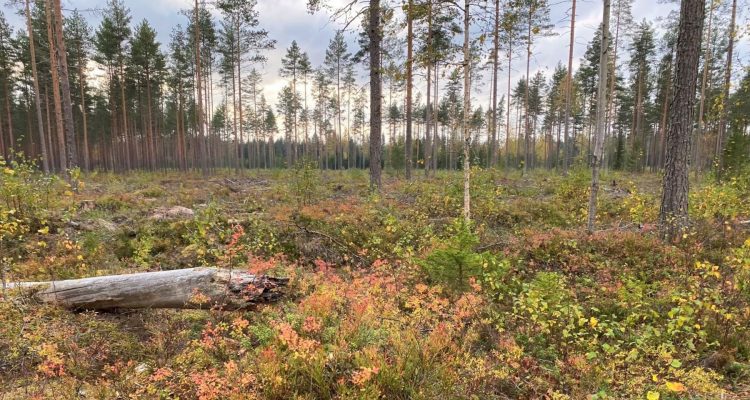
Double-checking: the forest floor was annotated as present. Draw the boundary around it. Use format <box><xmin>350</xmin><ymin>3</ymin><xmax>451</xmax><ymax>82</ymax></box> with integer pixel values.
<box><xmin>1</xmin><ymin>164</ymin><xmax>749</xmax><ymax>399</ymax></box>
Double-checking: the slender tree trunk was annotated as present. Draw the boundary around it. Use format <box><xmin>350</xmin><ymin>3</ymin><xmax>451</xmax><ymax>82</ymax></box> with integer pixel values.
<box><xmin>369</xmin><ymin>0</ymin><xmax>382</xmax><ymax>191</ymax></box>
<box><xmin>715</xmin><ymin>0</ymin><xmax>736</xmax><ymax>177</ymax></box>
<box><xmin>587</xmin><ymin>0</ymin><xmax>610</xmax><ymax>233</ymax></box>
<box><xmin>523</xmin><ymin>12</ymin><xmax>532</xmax><ymax>176</ymax></box>
<box><xmin>236</xmin><ymin>21</ymin><xmax>245</xmax><ymax>169</ymax></box>
<box><xmin>605</xmin><ymin>0</ymin><xmax>620</xmax><ymax>170</ymax></box>
<box><xmin>505</xmin><ymin>40</ymin><xmax>512</xmax><ymax>169</ymax></box>
<box><xmin>231</xmin><ymin>27</ymin><xmax>239</xmax><ymax>171</ymax></box>
<box><xmin>462</xmin><ymin>0</ymin><xmax>471</xmax><ymax>222</ymax></box>
<box><xmin>44</xmin><ymin>85</ymin><xmax>56</xmax><ymax>171</ymax></box>
<box><xmin>0</xmin><ymin>104</ymin><xmax>4</xmax><ymax>159</ymax></box>
<box><xmin>563</xmin><ymin>0</ymin><xmax>576</xmax><ymax>176</ymax></box>
<box><xmin>405</xmin><ymin>0</ymin><xmax>413</xmax><ymax>179</ymax></box>
<box><xmin>490</xmin><ymin>0</ymin><xmax>500</xmax><ymax>168</ymax></box>
<box><xmin>45</xmin><ymin>0</ymin><xmax>66</xmax><ymax>172</ymax></box>
<box><xmin>657</xmin><ymin>60</ymin><xmax>671</xmax><ymax>169</ymax></box>
<box><xmin>52</xmin><ymin>0</ymin><xmax>77</xmax><ymax>172</ymax></box>
<box><xmin>146</xmin><ymin>70</ymin><xmax>156</xmax><ymax>170</ymax></box>
<box><xmin>432</xmin><ymin>64</ymin><xmax>438</xmax><ymax>172</ymax></box>
<box><xmin>4</xmin><ymin>86</ymin><xmax>13</xmax><ymax>160</ymax></box>
<box><xmin>660</xmin><ymin>0</ymin><xmax>705</xmax><ymax>240</ymax></box>
<box><xmin>195</xmin><ymin>0</ymin><xmax>208</xmax><ymax>175</ymax></box>
<box><xmin>424</xmin><ymin>1</ymin><xmax>432</xmax><ymax>177</ymax></box>
<box><xmin>696</xmin><ymin>0</ymin><xmax>714</xmax><ymax>174</ymax></box>
<box><xmin>24</xmin><ymin>0</ymin><xmax>48</xmax><ymax>172</ymax></box>
<box><xmin>77</xmin><ymin>43</ymin><xmax>89</xmax><ymax>171</ymax></box>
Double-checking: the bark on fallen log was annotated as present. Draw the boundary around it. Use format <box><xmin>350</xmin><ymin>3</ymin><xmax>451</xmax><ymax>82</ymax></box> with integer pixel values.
<box><xmin>6</xmin><ymin>268</ymin><xmax>288</xmax><ymax>311</ymax></box>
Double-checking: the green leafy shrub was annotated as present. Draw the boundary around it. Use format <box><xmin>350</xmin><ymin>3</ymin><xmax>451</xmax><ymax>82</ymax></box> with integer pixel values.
<box><xmin>289</xmin><ymin>158</ymin><xmax>321</xmax><ymax>206</ymax></box>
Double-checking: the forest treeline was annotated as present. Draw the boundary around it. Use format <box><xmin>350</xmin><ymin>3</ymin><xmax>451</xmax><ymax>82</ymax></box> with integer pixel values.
<box><xmin>0</xmin><ymin>0</ymin><xmax>747</xmax><ymax>178</ymax></box>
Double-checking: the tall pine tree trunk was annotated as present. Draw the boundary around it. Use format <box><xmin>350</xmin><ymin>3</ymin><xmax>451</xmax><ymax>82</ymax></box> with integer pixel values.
<box><xmin>45</xmin><ymin>0</ymin><xmax>66</xmax><ymax>172</ymax></box>
<box><xmin>462</xmin><ymin>0</ymin><xmax>471</xmax><ymax>222</ymax></box>
<box><xmin>523</xmin><ymin>12</ymin><xmax>532</xmax><ymax>176</ymax></box>
<box><xmin>369</xmin><ymin>0</ymin><xmax>382</xmax><ymax>190</ymax></box>
<box><xmin>405</xmin><ymin>0</ymin><xmax>413</xmax><ymax>179</ymax></box>
<box><xmin>195</xmin><ymin>0</ymin><xmax>208</xmax><ymax>175</ymax></box>
<box><xmin>52</xmin><ymin>0</ymin><xmax>77</xmax><ymax>172</ymax></box>
<box><xmin>695</xmin><ymin>0</ymin><xmax>714</xmax><ymax>174</ymax></box>
<box><xmin>715</xmin><ymin>0</ymin><xmax>736</xmax><ymax>178</ymax></box>
<box><xmin>505</xmin><ymin>39</ymin><xmax>513</xmax><ymax>169</ymax></box>
<box><xmin>489</xmin><ymin>0</ymin><xmax>500</xmax><ymax>168</ymax></box>
<box><xmin>587</xmin><ymin>0</ymin><xmax>610</xmax><ymax>233</ymax></box>
<box><xmin>236</xmin><ymin>21</ymin><xmax>245</xmax><ymax>169</ymax></box>
<box><xmin>77</xmin><ymin>41</ymin><xmax>89</xmax><ymax>171</ymax></box>
<box><xmin>424</xmin><ymin>1</ymin><xmax>432</xmax><ymax>177</ymax></box>
<box><xmin>563</xmin><ymin>0</ymin><xmax>576</xmax><ymax>175</ymax></box>
<box><xmin>660</xmin><ymin>0</ymin><xmax>705</xmax><ymax>240</ymax></box>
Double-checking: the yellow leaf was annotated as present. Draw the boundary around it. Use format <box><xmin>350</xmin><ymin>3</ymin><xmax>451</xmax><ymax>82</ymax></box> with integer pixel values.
<box><xmin>665</xmin><ymin>381</ymin><xmax>686</xmax><ymax>392</ymax></box>
<box><xmin>37</xmin><ymin>226</ymin><xmax>49</xmax><ymax>235</ymax></box>
<box><xmin>646</xmin><ymin>391</ymin><xmax>660</xmax><ymax>400</ymax></box>
<box><xmin>589</xmin><ymin>317</ymin><xmax>598</xmax><ymax>328</ymax></box>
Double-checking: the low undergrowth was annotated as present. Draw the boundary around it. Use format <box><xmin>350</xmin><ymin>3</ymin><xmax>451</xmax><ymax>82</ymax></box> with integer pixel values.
<box><xmin>1</xmin><ymin>161</ymin><xmax>749</xmax><ymax>399</ymax></box>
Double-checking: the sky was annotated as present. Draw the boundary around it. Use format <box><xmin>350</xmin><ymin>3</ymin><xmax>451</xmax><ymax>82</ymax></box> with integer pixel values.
<box><xmin>4</xmin><ymin>0</ymin><xmax>748</xmax><ymax>116</ymax></box>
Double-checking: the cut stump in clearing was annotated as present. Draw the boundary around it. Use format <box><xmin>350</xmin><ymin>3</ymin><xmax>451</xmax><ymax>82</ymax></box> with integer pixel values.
<box><xmin>5</xmin><ymin>268</ymin><xmax>288</xmax><ymax>311</ymax></box>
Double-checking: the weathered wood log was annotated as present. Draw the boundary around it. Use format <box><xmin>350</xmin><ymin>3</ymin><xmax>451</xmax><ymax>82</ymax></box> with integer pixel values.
<box><xmin>6</xmin><ymin>268</ymin><xmax>288</xmax><ymax>311</ymax></box>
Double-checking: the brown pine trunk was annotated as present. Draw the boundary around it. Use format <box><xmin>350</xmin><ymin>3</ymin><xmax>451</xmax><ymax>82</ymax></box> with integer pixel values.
<box><xmin>146</xmin><ymin>70</ymin><xmax>156</xmax><ymax>170</ymax></box>
<box><xmin>424</xmin><ymin>0</ymin><xmax>432</xmax><ymax>177</ymax></box>
<box><xmin>369</xmin><ymin>0</ymin><xmax>382</xmax><ymax>190</ymax></box>
<box><xmin>660</xmin><ymin>0</ymin><xmax>705</xmax><ymax>240</ymax></box>
<box><xmin>657</xmin><ymin>65</ymin><xmax>671</xmax><ymax>170</ymax></box>
<box><xmin>432</xmin><ymin>63</ymin><xmax>438</xmax><ymax>172</ymax></box>
<box><xmin>587</xmin><ymin>0</ymin><xmax>610</xmax><ymax>233</ymax></box>
<box><xmin>45</xmin><ymin>0</ymin><xmax>66</xmax><ymax>172</ymax></box>
<box><xmin>523</xmin><ymin>11</ymin><xmax>532</xmax><ymax>176</ymax></box>
<box><xmin>696</xmin><ymin>1</ymin><xmax>715</xmax><ymax>173</ymax></box>
<box><xmin>195</xmin><ymin>0</ymin><xmax>208</xmax><ymax>175</ymax></box>
<box><xmin>605</xmin><ymin>0</ymin><xmax>620</xmax><ymax>170</ymax></box>
<box><xmin>405</xmin><ymin>0</ymin><xmax>413</xmax><ymax>179</ymax></box>
<box><xmin>0</xmin><ymin>101</ymin><xmax>4</xmax><ymax>159</ymax></box>
<box><xmin>78</xmin><ymin>43</ymin><xmax>89</xmax><ymax>171</ymax></box>
<box><xmin>505</xmin><ymin>39</ymin><xmax>512</xmax><ymax>169</ymax></box>
<box><xmin>4</xmin><ymin>88</ymin><xmax>13</xmax><ymax>159</ymax></box>
<box><xmin>232</xmin><ymin>20</ymin><xmax>240</xmax><ymax>171</ymax></box>
<box><xmin>489</xmin><ymin>0</ymin><xmax>500</xmax><ymax>168</ymax></box>
<box><xmin>52</xmin><ymin>0</ymin><xmax>77</xmax><ymax>172</ymax></box>
<box><xmin>563</xmin><ymin>0</ymin><xmax>576</xmax><ymax>175</ymax></box>
<box><xmin>715</xmin><ymin>0</ymin><xmax>736</xmax><ymax>177</ymax></box>
<box><xmin>462</xmin><ymin>0</ymin><xmax>471</xmax><ymax>222</ymax></box>
<box><xmin>44</xmin><ymin>85</ymin><xmax>56</xmax><ymax>171</ymax></box>
<box><xmin>119</xmin><ymin>63</ymin><xmax>131</xmax><ymax>170</ymax></box>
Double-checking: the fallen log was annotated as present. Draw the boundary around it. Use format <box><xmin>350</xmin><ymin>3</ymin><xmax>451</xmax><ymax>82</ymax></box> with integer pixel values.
<box><xmin>5</xmin><ymin>268</ymin><xmax>288</xmax><ymax>311</ymax></box>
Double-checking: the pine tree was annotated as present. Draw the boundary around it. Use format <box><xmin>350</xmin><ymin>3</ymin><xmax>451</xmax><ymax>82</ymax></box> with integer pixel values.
<box><xmin>0</xmin><ymin>11</ymin><xmax>15</xmax><ymax>160</ymax></box>
<box><xmin>324</xmin><ymin>31</ymin><xmax>351</xmax><ymax>170</ymax></box>
<box><xmin>64</xmin><ymin>10</ymin><xmax>91</xmax><ymax>171</ymax></box>
<box><xmin>660</xmin><ymin>0</ymin><xmax>705</xmax><ymax>240</ymax></box>
<box><xmin>520</xmin><ymin>0</ymin><xmax>553</xmax><ymax>175</ymax></box>
<box><xmin>131</xmin><ymin>20</ymin><xmax>165</xmax><ymax>170</ymax></box>
<box><xmin>168</xmin><ymin>25</ymin><xmax>191</xmax><ymax>171</ymax></box>
<box><xmin>51</xmin><ymin>0</ymin><xmax>77</xmax><ymax>172</ymax></box>
<box><xmin>280</xmin><ymin>41</ymin><xmax>305</xmax><ymax>167</ymax></box>
<box><xmin>23</xmin><ymin>0</ymin><xmax>48</xmax><ymax>171</ymax></box>
<box><xmin>627</xmin><ymin>21</ymin><xmax>655</xmax><ymax>171</ymax></box>
<box><xmin>94</xmin><ymin>0</ymin><xmax>132</xmax><ymax>171</ymax></box>
<box><xmin>587</xmin><ymin>0</ymin><xmax>610</xmax><ymax>233</ymax></box>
